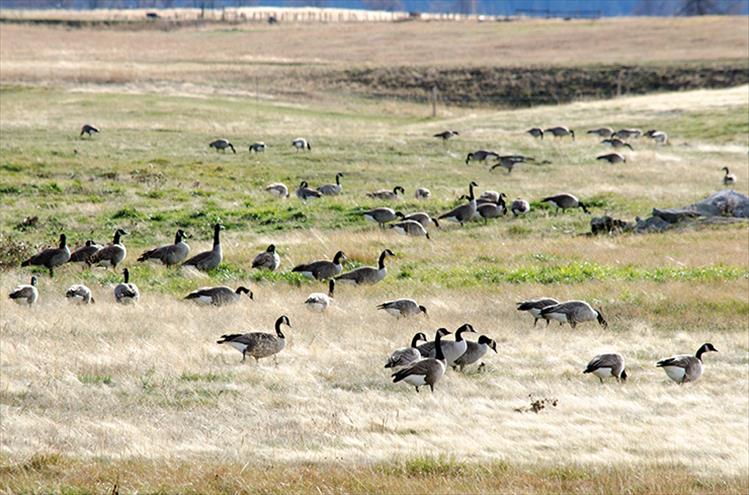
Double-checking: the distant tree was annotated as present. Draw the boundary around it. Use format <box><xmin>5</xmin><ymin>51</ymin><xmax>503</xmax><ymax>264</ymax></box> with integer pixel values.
<box><xmin>362</xmin><ymin>0</ymin><xmax>404</xmax><ymax>11</ymax></box>
<box><xmin>679</xmin><ymin>0</ymin><xmax>743</xmax><ymax>15</ymax></box>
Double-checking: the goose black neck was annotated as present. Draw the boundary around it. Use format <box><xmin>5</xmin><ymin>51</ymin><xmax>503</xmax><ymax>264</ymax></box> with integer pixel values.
<box><xmin>434</xmin><ymin>331</ymin><xmax>445</xmax><ymax>361</ymax></box>
<box><xmin>455</xmin><ymin>328</ymin><xmax>467</xmax><ymax>341</ymax></box>
<box><xmin>275</xmin><ymin>318</ymin><xmax>286</xmax><ymax>338</ymax></box>
<box><xmin>378</xmin><ymin>251</ymin><xmax>388</xmax><ymax>269</ymax></box>
<box><xmin>468</xmin><ymin>183</ymin><xmax>475</xmax><ymax>201</ymax></box>
<box><xmin>59</xmin><ymin>234</ymin><xmax>67</xmax><ymax>248</ymax></box>
<box><xmin>410</xmin><ymin>333</ymin><xmax>423</xmax><ymax>348</ymax></box>
<box><xmin>333</xmin><ymin>251</ymin><xmax>344</xmax><ymax>264</ymax></box>
<box><xmin>123</xmin><ymin>269</ymin><xmax>129</xmax><ymax>283</ymax></box>
<box><xmin>113</xmin><ymin>231</ymin><xmax>122</xmax><ymax>244</ymax></box>
<box><xmin>696</xmin><ymin>346</ymin><xmax>707</xmax><ymax>361</ymax></box>
<box><xmin>213</xmin><ymin>226</ymin><xmax>221</xmax><ymax>247</ymax></box>
<box><xmin>174</xmin><ymin>231</ymin><xmax>183</xmax><ymax>243</ymax></box>
<box><xmin>336</xmin><ymin>175</ymin><xmax>341</xmax><ymax>185</ymax></box>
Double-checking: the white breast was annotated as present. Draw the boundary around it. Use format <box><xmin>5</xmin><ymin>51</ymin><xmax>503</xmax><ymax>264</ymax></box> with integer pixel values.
<box><xmin>402</xmin><ymin>374</ymin><xmax>427</xmax><ymax>387</ymax></box>
<box><xmin>545</xmin><ymin>312</ymin><xmax>567</xmax><ymax>322</ymax></box>
<box><xmin>662</xmin><ymin>366</ymin><xmax>686</xmax><ymax>383</ymax></box>
<box><xmin>228</xmin><ymin>341</ymin><xmax>248</xmax><ymax>353</ymax></box>
<box><xmin>592</xmin><ymin>368</ymin><xmax>612</xmax><ymax>379</ymax></box>
<box><xmin>385</xmin><ymin>308</ymin><xmax>402</xmax><ymax>317</ymax></box>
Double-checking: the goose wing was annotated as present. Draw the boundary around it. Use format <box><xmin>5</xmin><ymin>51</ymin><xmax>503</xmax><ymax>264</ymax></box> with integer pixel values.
<box><xmin>252</xmin><ymin>251</ymin><xmax>275</xmax><ymax>269</ymax></box>
<box><xmin>656</xmin><ymin>354</ymin><xmax>692</xmax><ymax>369</ymax></box>
<box><xmin>584</xmin><ymin>354</ymin><xmax>620</xmax><ymax>372</ymax></box>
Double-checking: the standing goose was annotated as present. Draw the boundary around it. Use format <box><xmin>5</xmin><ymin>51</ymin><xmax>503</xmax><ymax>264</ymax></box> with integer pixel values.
<box><xmin>539</xmin><ymin>300</ymin><xmax>607</xmax><ymax>329</ymax></box>
<box><xmin>389</xmin><ymin>220</ymin><xmax>431</xmax><ymax>239</ymax></box>
<box><xmin>415</xmin><ymin>187</ymin><xmax>431</xmax><ymax>200</ymax></box>
<box><xmin>465</xmin><ymin>150</ymin><xmax>499</xmax><ymax>164</ymax></box>
<box><xmin>583</xmin><ymin>353</ymin><xmax>627</xmax><ymax>383</ymax></box>
<box><xmin>292</xmin><ymin>250</ymin><xmax>346</xmax><ymax>280</ymax></box>
<box><xmin>182</xmin><ymin>224</ymin><xmax>223</xmax><ymax>271</ymax></box>
<box><xmin>601</xmin><ymin>138</ymin><xmax>633</xmax><ymax>150</ymax></box>
<box><xmin>216</xmin><ymin>315</ymin><xmax>291</xmax><ymax>363</ymax></box>
<box><xmin>510</xmin><ymin>198</ymin><xmax>530</xmax><ymax>216</ymax></box>
<box><xmin>367</xmin><ymin>186</ymin><xmax>404</xmax><ymax>200</ymax></box>
<box><xmin>516</xmin><ymin>298</ymin><xmax>560</xmax><ymax>326</ymax></box>
<box><xmin>335</xmin><ymin>249</ymin><xmax>394</xmax><ymax>285</ymax></box>
<box><xmin>722</xmin><ymin>167</ymin><xmax>736</xmax><ymax>185</ymax></box>
<box><xmin>252</xmin><ymin>244</ymin><xmax>281</xmax><ymax>271</ymax></box>
<box><xmin>420</xmin><ymin>323</ymin><xmax>477</xmax><ymax>366</ymax></box>
<box><xmin>644</xmin><ymin>129</ymin><xmax>668</xmax><ymax>144</ymax></box>
<box><xmin>296</xmin><ymin>181</ymin><xmax>322</xmax><ymax>201</ymax></box>
<box><xmin>209</xmin><ymin>139</ymin><xmax>236</xmax><ymax>153</ymax></box>
<box><xmin>304</xmin><ymin>279</ymin><xmax>335</xmax><ymax>313</ymax></box>
<box><xmin>363</xmin><ymin>207</ymin><xmax>404</xmax><ymax>228</ymax></box>
<box><xmin>21</xmin><ymin>234</ymin><xmax>71</xmax><ymax>277</ymax></box>
<box><xmin>385</xmin><ymin>332</ymin><xmax>428</xmax><ymax>369</ymax></box>
<box><xmin>477</xmin><ymin>196</ymin><xmax>507</xmax><ymax>223</ymax></box>
<box><xmin>597</xmin><ymin>152</ymin><xmax>626</xmax><ymax>164</ymax></box>
<box><xmin>68</xmin><ymin>240</ymin><xmax>102</xmax><ymax>264</ymax></box>
<box><xmin>542</xmin><ymin>193</ymin><xmax>590</xmax><ymax>214</ymax></box>
<box><xmin>65</xmin><ymin>284</ymin><xmax>94</xmax><ymax>304</ymax></box>
<box><xmin>185</xmin><ymin>286</ymin><xmax>253</xmax><ymax>306</ymax></box>
<box><xmin>80</xmin><ymin>124</ymin><xmax>99</xmax><ymax>137</ymax></box>
<box><xmin>265</xmin><ymin>182</ymin><xmax>289</xmax><ymax>198</ymax></box>
<box><xmin>434</xmin><ymin>130</ymin><xmax>459</xmax><ymax>140</ymax></box>
<box><xmin>403</xmin><ymin>212</ymin><xmax>440</xmax><ymax>229</ymax></box>
<box><xmin>526</xmin><ymin>128</ymin><xmax>544</xmax><ymax>139</ymax></box>
<box><xmin>544</xmin><ymin>126</ymin><xmax>575</xmax><ymax>140</ymax></box>
<box><xmin>587</xmin><ymin>127</ymin><xmax>614</xmax><ymax>138</ymax></box>
<box><xmin>292</xmin><ymin>138</ymin><xmax>311</xmax><ymax>151</ymax></box>
<box><xmin>317</xmin><ymin>173</ymin><xmax>344</xmax><ymax>196</ymax></box>
<box><xmin>88</xmin><ymin>229</ymin><xmax>128</xmax><ymax>269</ymax></box>
<box><xmin>377</xmin><ymin>298</ymin><xmax>428</xmax><ymax>319</ymax></box>
<box><xmin>249</xmin><ymin>142</ymin><xmax>266</xmax><ymax>152</ymax></box>
<box><xmin>490</xmin><ymin>155</ymin><xmax>536</xmax><ymax>174</ymax></box>
<box><xmin>8</xmin><ymin>276</ymin><xmax>38</xmax><ymax>306</ymax></box>
<box><xmin>613</xmin><ymin>128</ymin><xmax>642</xmax><ymax>139</ymax></box>
<box><xmin>392</xmin><ymin>328</ymin><xmax>449</xmax><ymax>393</ymax></box>
<box><xmin>137</xmin><ymin>229</ymin><xmax>190</xmax><ymax>266</ymax></box>
<box><xmin>114</xmin><ymin>268</ymin><xmax>139</xmax><ymax>305</ymax></box>
<box><xmin>453</xmin><ymin>335</ymin><xmax>497</xmax><ymax>371</ymax></box>
<box><xmin>656</xmin><ymin>343</ymin><xmax>718</xmax><ymax>384</ymax></box>
<box><xmin>438</xmin><ymin>181</ymin><xmax>478</xmax><ymax>226</ymax></box>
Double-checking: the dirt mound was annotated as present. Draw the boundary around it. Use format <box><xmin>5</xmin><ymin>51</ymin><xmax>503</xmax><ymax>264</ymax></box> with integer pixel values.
<box><xmin>635</xmin><ymin>190</ymin><xmax>749</xmax><ymax>232</ymax></box>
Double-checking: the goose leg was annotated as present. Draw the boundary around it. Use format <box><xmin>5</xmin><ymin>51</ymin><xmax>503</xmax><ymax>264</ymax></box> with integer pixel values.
<box><xmin>533</xmin><ymin>318</ymin><xmax>538</xmax><ymax>327</ymax></box>
<box><xmin>415</xmin><ymin>386</ymin><xmax>420</xmax><ymax>394</ymax></box>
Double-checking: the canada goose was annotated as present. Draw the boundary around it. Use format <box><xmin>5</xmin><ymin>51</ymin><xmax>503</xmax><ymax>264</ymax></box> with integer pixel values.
<box><xmin>465</xmin><ymin>150</ymin><xmax>499</xmax><ymax>165</ymax></box>
<box><xmin>438</xmin><ymin>181</ymin><xmax>478</xmax><ymax>226</ymax></box>
<box><xmin>114</xmin><ymin>268</ymin><xmax>139</xmax><ymax>305</ymax></box>
<box><xmin>367</xmin><ymin>186</ymin><xmax>404</xmax><ymax>200</ymax></box>
<box><xmin>216</xmin><ymin>315</ymin><xmax>291</xmax><ymax>363</ymax></box>
<box><xmin>722</xmin><ymin>167</ymin><xmax>736</xmax><ymax>185</ymax></box>
<box><xmin>601</xmin><ymin>138</ymin><xmax>633</xmax><ymax>150</ymax></box>
<box><xmin>583</xmin><ymin>353</ymin><xmax>627</xmax><ymax>383</ymax></box>
<box><xmin>8</xmin><ymin>276</ymin><xmax>38</xmax><ymax>306</ymax></box>
<box><xmin>252</xmin><ymin>244</ymin><xmax>281</xmax><ymax>271</ymax></box>
<box><xmin>434</xmin><ymin>130</ymin><xmax>459</xmax><ymax>140</ymax></box>
<box><xmin>185</xmin><ymin>286</ymin><xmax>253</xmax><ymax>306</ymax></box>
<box><xmin>526</xmin><ymin>128</ymin><xmax>544</xmax><ymax>139</ymax></box>
<box><xmin>539</xmin><ymin>300</ymin><xmax>607</xmax><ymax>329</ymax></box>
<box><xmin>209</xmin><ymin>139</ymin><xmax>236</xmax><ymax>153</ymax></box>
<box><xmin>335</xmin><ymin>249</ymin><xmax>394</xmax><ymax>285</ymax></box>
<box><xmin>479</xmin><ymin>190</ymin><xmax>502</xmax><ymax>203</ymax></box>
<box><xmin>68</xmin><ymin>240</ymin><xmax>102</xmax><ymax>264</ymax></box>
<box><xmin>182</xmin><ymin>224</ymin><xmax>223</xmax><ymax>271</ymax></box>
<box><xmin>304</xmin><ymin>279</ymin><xmax>335</xmax><ymax>313</ymax></box>
<box><xmin>419</xmin><ymin>323</ymin><xmax>476</xmax><ymax>366</ymax></box>
<box><xmin>392</xmin><ymin>328</ymin><xmax>448</xmax><ymax>393</ymax></box>
<box><xmin>656</xmin><ymin>343</ymin><xmax>718</xmax><ymax>384</ymax></box>
<box><xmin>265</xmin><ymin>182</ymin><xmax>289</xmax><ymax>198</ymax></box>
<box><xmin>390</xmin><ymin>220</ymin><xmax>431</xmax><ymax>239</ymax></box>
<box><xmin>644</xmin><ymin>129</ymin><xmax>668</xmax><ymax>144</ymax></box>
<box><xmin>377</xmin><ymin>298</ymin><xmax>427</xmax><ymax>319</ymax></box>
<box><xmin>613</xmin><ymin>128</ymin><xmax>642</xmax><ymax>140</ymax></box>
<box><xmin>249</xmin><ymin>142</ymin><xmax>266</xmax><ymax>152</ymax></box>
<box><xmin>415</xmin><ymin>187</ymin><xmax>431</xmax><ymax>200</ymax></box>
<box><xmin>544</xmin><ymin>127</ymin><xmax>575</xmax><ymax>140</ymax></box>
<box><xmin>292</xmin><ymin>138</ymin><xmax>311</xmax><ymax>151</ymax></box>
<box><xmin>363</xmin><ymin>207</ymin><xmax>404</xmax><ymax>227</ymax></box>
<box><xmin>138</xmin><ymin>229</ymin><xmax>190</xmax><ymax>266</ymax></box>
<box><xmin>385</xmin><ymin>332</ymin><xmax>428</xmax><ymax>369</ymax></box>
<box><xmin>316</xmin><ymin>172</ymin><xmax>344</xmax><ymax>196</ymax></box>
<box><xmin>65</xmin><ymin>284</ymin><xmax>94</xmax><ymax>304</ymax></box>
<box><xmin>490</xmin><ymin>155</ymin><xmax>536</xmax><ymax>174</ymax></box>
<box><xmin>453</xmin><ymin>335</ymin><xmax>497</xmax><ymax>371</ymax></box>
<box><xmin>597</xmin><ymin>152</ymin><xmax>626</xmax><ymax>164</ymax></box>
<box><xmin>80</xmin><ymin>124</ymin><xmax>99</xmax><ymax>137</ymax></box>
<box><xmin>510</xmin><ymin>199</ymin><xmax>530</xmax><ymax>216</ymax></box>
<box><xmin>587</xmin><ymin>127</ymin><xmax>614</xmax><ymax>138</ymax></box>
<box><xmin>296</xmin><ymin>181</ymin><xmax>322</xmax><ymax>201</ymax></box>
<box><xmin>542</xmin><ymin>193</ymin><xmax>590</xmax><ymax>214</ymax></box>
<box><xmin>477</xmin><ymin>195</ymin><xmax>507</xmax><ymax>223</ymax></box>
<box><xmin>403</xmin><ymin>212</ymin><xmax>440</xmax><ymax>229</ymax></box>
<box><xmin>21</xmin><ymin>234</ymin><xmax>71</xmax><ymax>277</ymax></box>
<box><xmin>516</xmin><ymin>298</ymin><xmax>560</xmax><ymax>326</ymax></box>
<box><xmin>88</xmin><ymin>229</ymin><xmax>128</xmax><ymax>269</ymax></box>
<box><xmin>292</xmin><ymin>250</ymin><xmax>346</xmax><ymax>280</ymax></box>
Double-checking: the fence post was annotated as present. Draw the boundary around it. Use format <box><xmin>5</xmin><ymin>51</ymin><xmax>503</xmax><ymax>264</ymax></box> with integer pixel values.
<box><xmin>431</xmin><ymin>86</ymin><xmax>437</xmax><ymax>117</ymax></box>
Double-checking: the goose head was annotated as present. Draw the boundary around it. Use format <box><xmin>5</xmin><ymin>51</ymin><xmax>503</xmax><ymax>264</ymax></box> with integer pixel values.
<box><xmin>176</xmin><ymin>229</ymin><xmax>189</xmax><ymax>242</ymax></box>
<box><xmin>122</xmin><ymin>268</ymin><xmax>130</xmax><ymax>284</ymax></box>
<box><xmin>467</xmin><ymin>181</ymin><xmax>478</xmax><ymax>199</ymax></box>
<box><xmin>30</xmin><ymin>275</ymin><xmax>38</xmax><ymax>286</ymax></box>
<box><xmin>455</xmin><ymin>323</ymin><xmax>476</xmax><ymax>338</ymax></box>
<box><xmin>435</xmin><ymin>328</ymin><xmax>451</xmax><ymax>338</ymax></box>
<box><xmin>412</xmin><ymin>332</ymin><xmax>428</xmax><ymax>346</ymax></box>
<box><xmin>418</xmin><ymin>305</ymin><xmax>428</xmax><ymax>318</ymax></box>
<box><xmin>275</xmin><ymin>314</ymin><xmax>292</xmax><ymax>334</ymax></box>
<box><xmin>620</xmin><ymin>369</ymin><xmax>628</xmax><ymax>381</ymax></box>
<box><xmin>236</xmin><ymin>286</ymin><xmax>253</xmax><ymax>300</ymax></box>
<box><xmin>465</xmin><ymin>153</ymin><xmax>474</xmax><ymax>164</ymax></box>
<box><xmin>58</xmin><ymin>233</ymin><xmax>67</xmax><ymax>248</ymax></box>
<box><xmin>85</xmin><ymin>240</ymin><xmax>94</xmax><ymax>247</ymax></box>
<box><xmin>722</xmin><ymin>167</ymin><xmax>730</xmax><ymax>174</ymax></box>
<box><xmin>335</xmin><ymin>172</ymin><xmax>344</xmax><ymax>184</ymax></box>
<box><xmin>478</xmin><ymin>335</ymin><xmax>497</xmax><ymax>353</ymax></box>
<box><xmin>696</xmin><ymin>343</ymin><xmax>718</xmax><ymax>360</ymax></box>
<box><xmin>266</xmin><ymin>244</ymin><xmax>276</xmax><ymax>253</ymax></box>
<box><xmin>578</xmin><ymin>202</ymin><xmax>591</xmax><ymax>215</ymax></box>
<box><xmin>596</xmin><ymin>308</ymin><xmax>608</xmax><ymax>329</ymax></box>
<box><xmin>394</xmin><ymin>186</ymin><xmax>405</xmax><ymax>195</ymax></box>
<box><xmin>333</xmin><ymin>251</ymin><xmax>346</xmax><ymax>264</ymax></box>
<box><xmin>431</xmin><ymin>218</ymin><xmax>440</xmax><ymax>228</ymax></box>
<box><xmin>395</xmin><ymin>211</ymin><xmax>405</xmax><ymax>220</ymax></box>
<box><xmin>570</xmin><ymin>129</ymin><xmax>576</xmax><ymax>141</ymax></box>
<box><xmin>299</xmin><ymin>181</ymin><xmax>308</xmax><ymax>188</ymax></box>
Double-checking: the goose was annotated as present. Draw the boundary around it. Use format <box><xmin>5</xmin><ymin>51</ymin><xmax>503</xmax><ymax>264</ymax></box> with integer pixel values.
<box><xmin>65</xmin><ymin>284</ymin><xmax>94</xmax><ymax>304</ymax></box>
<box><xmin>252</xmin><ymin>244</ymin><xmax>281</xmax><ymax>271</ymax></box>
<box><xmin>601</xmin><ymin>138</ymin><xmax>633</xmax><ymax>150</ymax></box>
<box><xmin>465</xmin><ymin>150</ymin><xmax>499</xmax><ymax>164</ymax></box>
<box><xmin>479</xmin><ymin>190</ymin><xmax>502</xmax><ymax>203</ymax></box>
<box><xmin>613</xmin><ymin>128</ymin><xmax>642</xmax><ymax>139</ymax></box>
<box><xmin>415</xmin><ymin>187</ymin><xmax>431</xmax><ymax>200</ymax></box>
<box><xmin>510</xmin><ymin>199</ymin><xmax>530</xmax><ymax>216</ymax></box>
<box><xmin>597</xmin><ymin>152</ymin><xmax>626</xmax><ymax>164</ymax></box>
<box><xmin>644</xmin><ymin>129</ymin><xmax>668</xmax><ymax>144</ymax></box>
<box><xmin>420</xmin><ymin>323</ymin><xmax>476</xmax><ymax>366</ymax></box>
<box><xmin>722</xmin><ymin>167</ymin><xmax>736</xmax><ymax>185</ymax></box>
<box><xmin>539</xmin><ymin>300</ymin><xmax>607</xmax><ymax>329</ymax></box>
<box><xmin>453</xmin><ymin>335</ymin><xmax>497</xmax><ymax>371</ymax></box>
<box><xmin>490</xmin><ymin>155</ymin><xmax>536</xmax><ymax>174</ymax></box>
<box><xmin>68</xmin><ymin>240</ymin><xmax>102</xmax><ymax>264</ymax></box>
<box><xmin>209</xmin><ymin>139</ymin><xmax>236</xmax><ymax>153</ymax></box>
<box><xmin>434</xmin><ymin>130</ymin><xmax>459</xmax><ymax>140</ymax></box>
<box><xmin>403</xmin><ymin>212</ymin><xmax>440</xmax><ymax>229</ymax></box>
<box><xmin>80</xmin><ymin>124</ymin><xmax>99</xmax><ymax>137</ymax></box>
<box><xmin>88</xmin><ymin>229</ymin><xmax>128</xmax><ymax>269</ymax></box>
<box><xmin>249</xmin><ymin>142</ymin><xmax>266</xmax><ymax>152</ymax></box>
<box><xmin>544</xmin><ymin>126</ymin><xmax>575</xmax><ymax>140</ymax></box>
<box><xmin>292</xmin><ymin>250</ymin><xmax>346</xmax><ymax>280</ymax></box>
<box><xmin>185</xmin><ymin>286</ymin><xmax>253</xmax><ymax>306</ymax></box>
<box><xmin>137</xmin><ymin>229</ymin><xmax>190</xmax><ymax>266</ymax></box>
<box><xmin>265</xmin><ymin>182</ymin><xmax>289</xmax><ymax>198</ymax></box>
<box><xmin>216</xmin><ymin>315</ymin><xmax>291</xmax><ymax>363</ymax></box>
<box><xmin>114</xmin><ymin>268</ymin><xmax>139</xmax><ymax>305</ymax></box>
<box><xmin>377</xmin><ymin>298</ymin><xmax>427</xmax><ymax>319</ymax></box>
<box><xmin>438</xmin><ymin>181</ymin><xmax>478</xmax><ymax>226</ymax></box>
<box><xmin>335</xmin><ymin>249</ymin><xmax>394</xmax><ymax>285</ymax></box>
<box><xmin>583</xmin><ymin>353</ymin><xmax>627</xmax><ymax>383</ymax></box>
<box><xmin>542</xmin><ymin>193</ymin><xmax>590</xmax><ymax>214</ymax></box>
<box><xmin>516</xmin><ymin>298</ymin><xmax>560</xmax><ymax>326</ymax></box>
<box><xmin>21</xmin><ymin>234</ymin><xmax>71</xmax><ymax>277</ymax></box>
<box><xmin>363</xmin><ymin>207</ymin><xmax>404</xmax><ymax>227</ymax></box>
<box><xmin>317</xmin><ymin>172</ymin><xmax>344</xmax><ymax>196</ymax></box>
<box><xmin>656</xmin><ymin>343</ymin><xmax>718</xmax><ymax>384</ymax></box>
<box><xmin>292</xmin><ymin>137</ymin><xmax>311</xmax><ymax>151</ymax></box>
<box><xmin>526</xmin><ymin>128</ymin><xmax>544</xmax><ymax>139</ymax></box>
<box><xmin>390</xmin><ymin>220</ymin><xmax>431</xmax><ymax>239</ymax></box>
<box><xmin>8</xmin><ymin>276</ymin><xmax>38</xmax><ymax>306</ymax></box>
<box><xmin>477</xmin><ymin>196</ymin><xmax>507</xmax><ymax>223</ymax></box>
<box><xmin>367</xmin><ymin>186</ymin><xmax>404</xmax><ymax>200</ymax></box>
<box><xmin>182</xmin><ymin>224</ymin><xmax>223</xmax><ymax>271</ymax></box>
<box><xmin>392</xmin><ymin>328</ymin><xmax>448</xmax><ymax>393</ymax></box>
<box><xmin>304</xmin><ymin>279</ymin><xmax>335</xmax><ymax>313</ymax></box>
<box><xmin>385</xmin><ymin>332</ymin><xmax>428</xmax><ymax>369</ymax></box>
<box><xmin>296</xmin><ymin>181</ymin><xmax>322</xmax><ymax>201</ymax></box>
<box><xmin>587</xmin><ymin>127</ymin><xmax>614</xmax><ymax>138</ymax></box>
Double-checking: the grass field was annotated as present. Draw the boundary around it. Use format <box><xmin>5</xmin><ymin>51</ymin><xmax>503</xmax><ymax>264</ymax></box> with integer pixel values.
<box><xmin>1</xmin><ymin>17</ymin><xmax>748</xmax><ymax>494</ymax></box>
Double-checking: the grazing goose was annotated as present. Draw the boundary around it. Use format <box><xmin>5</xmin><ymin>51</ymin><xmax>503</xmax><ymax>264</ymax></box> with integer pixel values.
<box><xmin>114</xmin><ymin>268</ymin><xmax>139</xmax><ymax>305</ymax></box>
<box><xmin>377</xmin><ymin>298</ymin><xmax>427</xmax><ymax>319</ymax></box>
<box><xmin>453</xmin><ymin>335</ymin><xmax>497</xmax><ymax>371</ymax></box>
<box><xmin>516</xmin><ymin>298</ymin><xmax>560</xmax><ymax>326</ymax></box>
<box><xmin>434</xmin><ymin>130</ymin><xmax>459</xmax><ymax>140</ymax></box>
<box><xmin>421</xmin><ymin>323</ymin><xmax>476</xmax><ymax>366</ymax></box>
<box><xmin>587</xmin><ymin>127</ymin><xmax>614</xmax><ymax>138</ymax></box>
<box><xmin>644</xmin><ymin>129</ymin><xmax>668</xmax><ymax>144</ymax></box>
<box><xmin>385</xmin><ymin>332</ymin><xmax>428</xmax><ymax>369</ymax></box>
<box><xmin>656</xmin><ymin>343</ymin><xmax>718</xmax><ymax>384</ymax></box>
<box><xmin>415</xmin><ymin>187</ymin><xmax>431</xmax><ymax>200</ymax></box>
<box><xmin>68</xmin><ymin>240</ymin><xmax>102</xmax><ymax>264</ymax></box>
<box><xmin>363</xmin><ymin>207</ymin><xmax>404</xmax><ymax>228</ymax></box>
<box><xmin>185</xmin><ymin>286</ymin><xmax>252</xmax><ymax>306</ymax></box>
<box><xmin>613</xmin><ymin>128</ymin><xmax>642</xmax><ymax>139</ymax></box>
<box><xmin>249</xmin><ymin>142</ymin><xmax>266</xmax><ymax>152</ymax></box>
<box><xmin>137</xmin><ymin>229</ymin><xmax>190</xmax><ymax>266</ymax></box>
<box><xmin>317</xmin><ymin>173</ymin><xmax>344</xmax><ymax>196</ymax></box>
<box><xmin>304</xmin><ymin>279</ymin><xmax>335</xmax><ymax>313</ymax></box>
<box><xmin>544</xmin><ymin>126</ymin><xmax>575</xmax><ymax>140</ymax></box>
<box><xmin>526</xmin><ymin>127</ymin><xmax>544</xmax><ymax>139</ymax></box>
<box><xmin>477</xmin><ymin>196</ymin><xmax>507</xmax><ymax>223</ymax></box>
<box><xmin>403</xmin><ymin>212</ymin><xmax>440</xmax><ymax>229</ymax></box>
<box><xmin>292</xmin><ymin>250</ymin><xmax>346</xmax><ymax>280</ymax></box>
<box><xmin>542</xmin><ymin>193</ymin><xmax>590</xmax><ymax>214</ymax></box>
<box><xmin>465</xmin><ymin>150</ymin><xmax>499</xmax><ymax>164</ymax></box>
<box><xmin>252</xmin><ymin>244</ymin><xmax>281</xmax><ymax>271</ymax></box>
<box><xmin>722</xmin><ymin>167</ymin><xmax>736</xmax><ymax>185</ymax></box>
<box><xmin>88</xmin><ymin>229</ymin><xmax>128</xmax><ymax>269</ymax></box>
<box><xmin>292</xmin><ymin>137</ymin><xmax>311</xmax><ymax>151</ymax></box>
<box><xmin>209</xmin><ymin>139</ymin><xmax>236</xmax><ymax>153</ymax></box>
<box><xmin>217</xmin><ymin>315</ymin><xmax>291</xmax><ymax>363</ymax></box>
<box><xmin>438</xmin><ymin>181</ymin><xmax>478</xmax><ymax>226</ymax></box>
<box><xmin>490</xmin><ymin>155</ymin><xmax>536</xmax><ymax>174</ymax></box>
<box><xmin>65</xmin><ymin>284</ymin><xmax>94</xmax><ymax>304</ymax></box>
<box><xmin>296</xmin><ymin>181</ymin><xmax>322</xmax><ymax>201</ymax></box>
<box><xmin>80</xmin><ymin>124</ymin><xmax>99</xmax><ymax>137</ymax></box>
<box><xmin>539</xmin><ymin>300</ymin><xmax>607</xmax><ymax>329</ymax></box>
<box><xmin>583</xmin><ymin>353</ymin><xmax>627</xmax><ymax>383</ymax></box>
<box><xmin>182</xmin><ymin>224</ymin><xmax>223</xmax><ymax>271</ymax></box>
<box><xmin>510</xmin><ymin>199</ymin><xmax>530</xmax><ymax>216</ymax></box>
<box><xmin>21</xmin><ymin>234</ymin><xmax>71</xmax><ymax>277</ymax></box>
<box><xmin>367</xmin><ymin>186</ymin><xmax>404</xmax><ymax>200</ymax></box>
<box><xmin>335</xmin><ymin>249</ymin><xmax>394</xmax><ymax>285</ymax></box>
<box><xmin>601</xmin><ymin>138</ymin><xmax>633</xmax><ymax>150</ymax></box>
<box><xmin>265</xmin><ymin>182</ymin><xmax>289</xmax><ymax>198</ymax></box>
<box><xmin>390</xmin><ymin>220</ymin><xmax>431</xmax><ymax>239</ymax></box>
<box><xmin>597</xmin><ymin>152</ymin><xmax>626</xmax><ymax>164</ymax></box>
<box><xmin>8</xmin><ymin>276</ymin><xmax>38</xmax><ymax>306</ymax></box>
<box><xmin>392</xmin><ymin>328</ymin><xmax>448</xmax><ymax>393</ymax></box>
<box><xmin>479</xmin><ymin>190</ymin><xmax>502</xmax><ymax>203</ymax></box>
